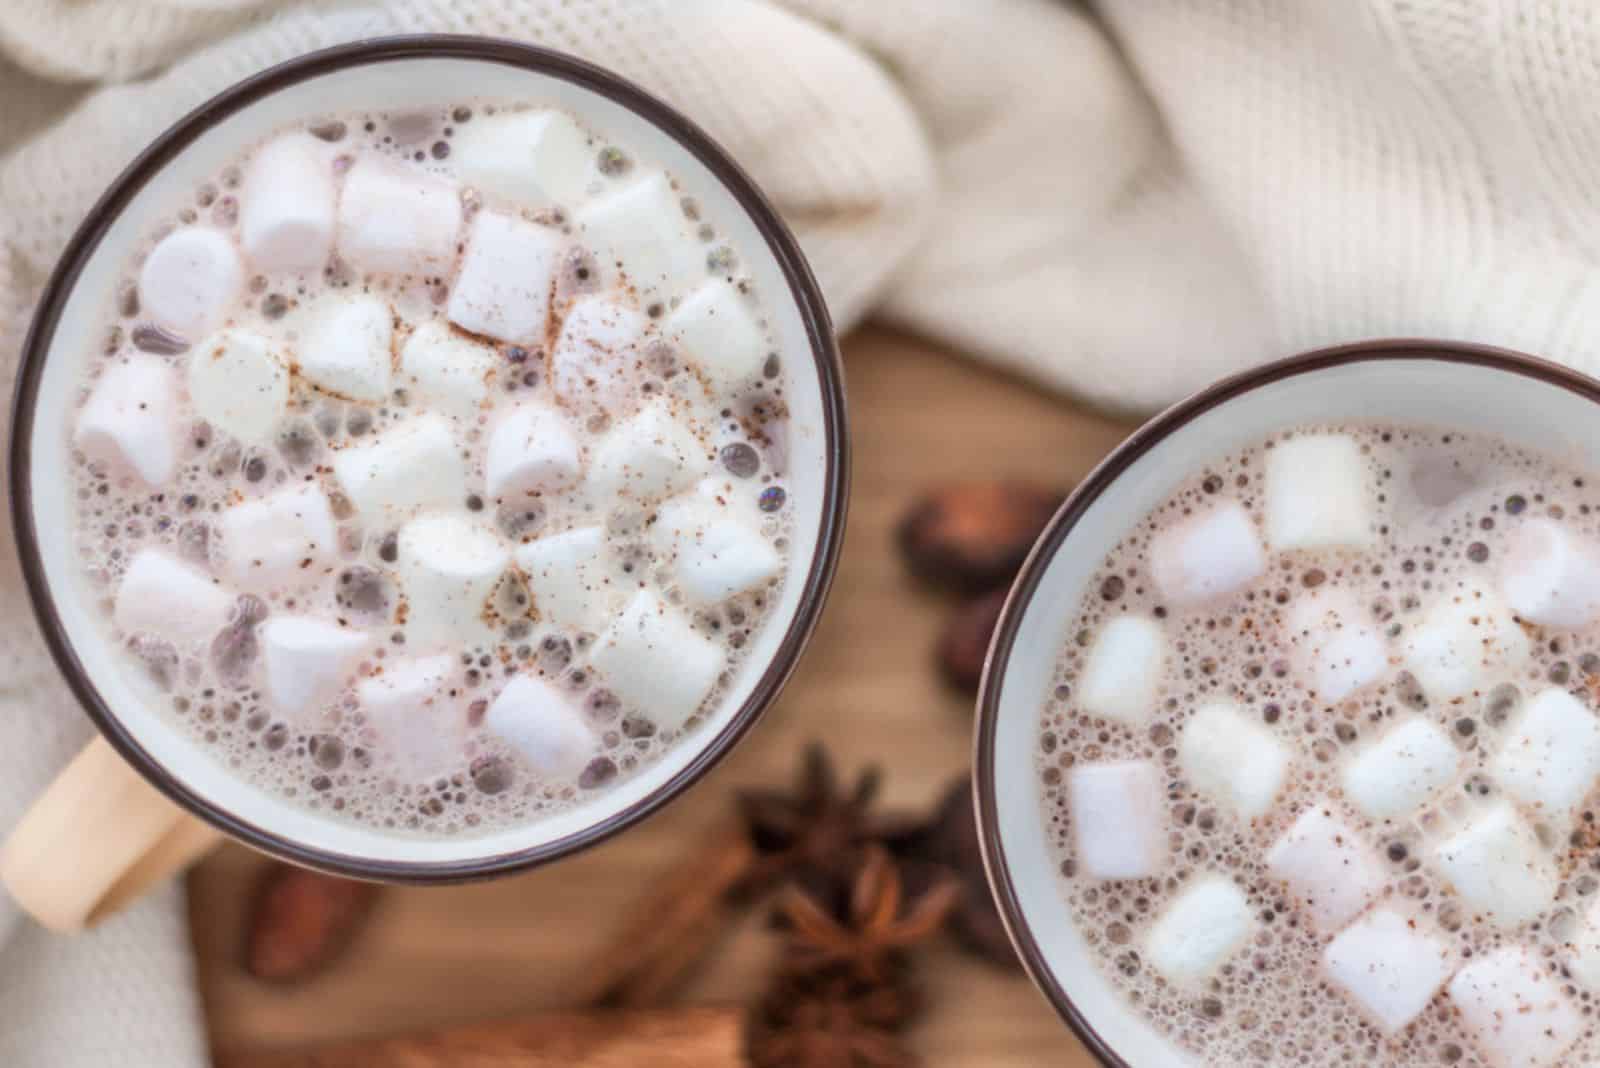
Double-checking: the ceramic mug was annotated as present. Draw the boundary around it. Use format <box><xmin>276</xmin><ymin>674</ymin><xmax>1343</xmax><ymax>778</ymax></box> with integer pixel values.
<box><xmin>4</xmin><ymin>36</ymin><xmax>847</xmax><ymax>932</ymax></box>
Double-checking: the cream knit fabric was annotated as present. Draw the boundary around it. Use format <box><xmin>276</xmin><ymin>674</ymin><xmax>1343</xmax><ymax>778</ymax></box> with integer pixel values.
<box><xmin>5</xmin><ymin>1</ymin><xmax>1600</xmax><ymax>1063</ymax></box>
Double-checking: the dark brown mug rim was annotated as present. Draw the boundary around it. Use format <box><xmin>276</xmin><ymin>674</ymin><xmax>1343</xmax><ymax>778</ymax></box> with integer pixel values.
<box><xmin>8</xmin><ymin>35</ymin><xmax>849</xmax><ymax>883</ymax></box>
<box><xmin>972</xmin><ymin>338</ymin><xmax>1600</xmax><ymax>1067</ymax></box>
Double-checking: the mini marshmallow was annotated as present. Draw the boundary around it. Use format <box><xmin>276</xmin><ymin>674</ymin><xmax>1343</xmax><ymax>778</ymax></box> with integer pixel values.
<box><xmin>398</xmin><ymin>320</ymin><xmax>495</xmax><ymax>419</ymax></box>
<box><xmin>138</xmin><ymin>227</ymin><xmax>244</xmax><ymax>341</ymax></box>
<box><xmin>298</xmin><ymin>294</ymin><xmax>393</xmax><ymax>403</ymax></box>
<box><xmin>336</xmin><ymin>157</ymin><xmax>461</xmax><ymax>276</ymax></box>
<box><xmin>576</xmin><ymin>172</ymin><xmax>704</xmax><ymax>301</ymax></box>
<box><xmin>217</xmin><ymin>482</ymin><xmax>338</xmax><ymax>591</ymax></box>
<box><xmin>356</xmin><ymin>653</ymin><xmax>462</xmax><ymax>779</ymax></box>
<box><xmin>74</xmin><ymin>355</ymin><xmax>178</xmax><ymax>485</ymax></box>
<box><xmin>1144</xmin><ymin>876</ymin><xmax>1254</xmax><ymax>988</ymax></box>
<box><xmin>1148</xmin><ymin>500</ymin><xmax>1266</xmax><ymax>609</ymax></box>
<box><xmin>1264</xmin><ymin>433</ymin><xmax>1373</xmax><ymax>551</ymax></box>
<box><xmin>332</xmin><ymin>414</ymin><xmax>466</xmax><ymax>525</ymax></box>
<box><xmin>590</xmin><ymin>401</ymin><xmax>710</xmax><ymax>505</ymax></box>
<box><xmin>187</xmin><ymin>329</ymin><xmax>288</xmax><ymax>445</ymax></box>
<box><xmin>665</xmin><ymin>280</ymin><xmax>768</xmax><ymax>391</ymax></box>
<box><xmin>1341</xmin><ymin>717</ymin><xmax>1460</xmax><ymax>821</ymax></box>
<box><xmin>1500</xmin><ymin>517</ymin><xmax>1600</xmax><ymax>627</ymax></box>
<box><xmin>1489</xmin><ymin>687</ymin><xmax>1600</xmax><ymax>820</ymax></box>
<box><xmin>515</xmin><ymin>527</ymin><xmax>613</xmax><ymax>629</ymax></box>
<box><xmin>1401</xmin><ymin>584</ymin><xmax>1531</xmax><ymax>701</ymax></box>
<box><xmin>484</xmin><ymin>403</ymin><xmax>581</xmax><ymax>502</ymax></box>
<box><xmin>446</xmin><ymin>211</ymin><xmax>563</xmax><ymax>344</ymax></box>
<box><xmin>1067</xmin><ymin>761</ymin><xmax>1168</xmax><ymax>881</ymax></box>
<box><xmin>484</xmin><ymin>675</ymin><xmax>598</xmax><ymax>779</ymax></box>
<box><xmin>1266</xmin><ymin>805</ymin><xmax>1387</xmax><ymax>933</ymax></box>
<box><xmin>1324</xmin><ymin>908</ymin><xmax>1452</xmax><ymax>1035</ymax></box>
<box><xmin>1179</xmin><ymin>701</ymin><xmax>1290</xmax><ymax>820</ymax></box>
<box><xmin>115</xmin><ymin>549</ymin><xmax>234</xmax><ymax>647</ymax></box>
<box><xmin>260</xmin><ymin>616</ymin><xmax>367</xmax><ymax>719</ymax></box>
<box><xmin>1449</xmin><ymin>946</ymin><xmax>1581</xmax><ymax>1068</ymax></box>
<box><xmin>1284</xmin><ymin>588</ymin><xmax>1389</xmax><ymax>703</ymax></box>
<box><xmin>648</xmin><ymin>495</ymin><xmax>782</xmax><ymax>604</ymax></box>
<box><xmin>1433</xmin><ymin>801</ymin><xmax>1555</xmax><ymax>928</ymax></box>
<box><xmin>589</xmin><ymin>591</ymin><xmax>725</xmax><ymax>731</ymax></box>
<box><xmin>451</xmin><ymin>109</ymin><xmax>596</xmax><ymax>209</ymax></box>
<box><xmin>396</xmin><ymin>514</ymin><xmax>509</xmax><ymax>651</ymax></box>
<box><xmin>240</xmin><ymin>132</ymin><xmax>335</xmax><ymax>274</ymax></box>
<box><xmin>1567</xmin><ymin>896</ymin><xmax>1600</xmax><ymax>991</ymax></box>
<box><xmin>1076</xmin><ymin>615</ymin><xmax>1165</xmax><ymax>727</ymax></box>
<box><xmin>549</xmin><ymin>295</ymin><xmax>651</xmax><ymax>413</ymax></box>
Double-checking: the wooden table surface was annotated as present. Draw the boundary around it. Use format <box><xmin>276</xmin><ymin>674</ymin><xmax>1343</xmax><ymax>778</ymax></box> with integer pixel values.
<box><xmin>188</xmin><ymin>324</ymin><xmax>1134</xmax><ymax>1066</ymax></box>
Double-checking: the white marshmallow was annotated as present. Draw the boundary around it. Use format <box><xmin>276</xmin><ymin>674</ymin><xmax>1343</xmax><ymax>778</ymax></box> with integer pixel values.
<box><xmin>217</xmin><ymin>482</ymin><xmax>338</xmax><ymax>592</ymax></box>
<box><xmin>514</xmin><ymin>527</ymin><xmax>614</xmax><ymax>629</ymax></box>
<box><xmin>1284</xmin><ymin>588</ymin><xmax>1389</xmax><ymax>703</ymax></box>
<box><xmin>576</xmin><ymin>172</ymin><xmax>704</xmax><ymax>301</ymax></box>
<box><xmin>1266</xmin><ymin>805</ymin><xmax>1387</xmax><ymax>933</ymax></box>
<box><xmin>114</xmin><ymin>549</ymin><xmax>234</xmax><ymax>647</ymax></box>
<box><xmin>138</xmin><ymin>227</ymin><xmax>244</xmax><ymax>341</ymax></box>
<box><xmin>1148</xmin><ymin>500</ymin><xmax>1265</xmax><ymax>609</ymax></box>
<box><xmin>398</xmin><ymin>320</ymin><xmax>496</xmax><ymax>419</ymax></box>
<box><xmin>648</xmin><ymin>494</ymin><xmax>782</xmax><ymax>604</ymax></box>
<box><xmin>1179</xmin><ymin>701</ymin><xmax>1290</xmax><ymax>820</ymax></box>
<box><xmin>451</xmin><ymin>109</ymin><xmax>596</xmax><ymax>209</ymax></box>
<box><xmin>1264</xmin><ymin>433</ymin><xmax>1373</xmax><ymax>551</ymax></box>
<box><xmin>1500</xmin><ymin>517</ymin><xmax>1600</xmax><ymax>627</ymax></box>
<box><xmin>1402</xmin><ymin>584</ymin><xmax>1531</xmax><ymax>701</ymax></box>
<box><xmin>356</xmin><ymin>653</ymin><xmax>463</xmax><ymax>779</ymax></box>
<box><xmin>396</xmin><ymin>514</ymin><xmax>509</xmax><ymax>652</ymax></box>
<box><xmin>1076</xmin><ymin>615</ymin><xmax>1165</xmax><ymax>727</ymax></box>
<box><xmin>484</xmin><ymin>403</ymin><xmax>582</xmax><ymax>502</ymax></box>
<box><xmin>336</xmin><ymin>157</ymin><xmax>461</xmax><ymax>276</ymax></box>
<box><xmin>1449</xmin><ymin>946</ymin><xmax>1581</xmax><ymax>1068</ymax></box>
<box><xmin>590</xmin><ymin>401</ymin><xmax>710</xmax><ymax>505</ymax></box>
<box><xmin>240</xmin><ymin>132</ymin><xmax>335</xmax><ymax>274</ymax></box>
<box><xmin>332</xmin><ymin>414</ymin><xmax>466</xmax><ymax>525</ymax></box>
<box><xmin>1567</xmin><ymin>896</ymin><xmax>1600</xmax><ymax>991</ymax></box>
<box><xmin>74</xmin><ymin>355</ymin><xmax>178</xmax><ymax>485</ymax></box>
<box><xmin>1144</xmin><ymin>876</ymin><xmax>1254</xmax><ymax>988</ymax></box>
<box><xmin>484</xmin><ymin>675</ymin><xmax>598</xmax><ymax>779</ymax></box>
<box><xmin>1066</xmin><ymin>761</ymin><xmax>1168</xmax><ymax>881</ymax></box>
<box><xmin>446</xmin><ymin>211</ymin><xmax>563</xmax><ymax>345</ymax></box>
<box><xmin>1341</xmin><ymin>717</ymin><xmax>1460</xmax><ymax>821</ymax></box>
<box><xmin>260</xmin><ymin>616</ymin><xmax>367</xmax><ymax>719</ymax></box>
<box><xmin>589</xmin><ymin>591</ymin><xmax>725</xmax><ymax>731</ymax></box>
<box><xmin>1490</xmin><ymin>687</ymin><xmax>1600</xmax><ymax>820</ymax></box>
<box><xmin>549</xmin><ymin>295</ymin><xmax>651</xmax><ymax>413</ymax></box>
<box><xmin>298</xmin><ymin>294</ymin><xmax>393</xmax><ymax>403</ymax></box>
<box><xmin>1433</xmin><ymin>801</ymin><xmax>1556</xmax><ymax>928</ymax></box>
<box><xmin>187</xmin><ymin>329</ymin><xmax>288</xmax><ymax>445</ymax></box>
<box><xmin>665</xmin><ymin>280</ymin><xmax>767</xmax><ymax>391</ymax></box>
<box><xmin>1324</xmin><ymin>908</ymin><xmax>1452</xmax><ymax>1035</ymax></box>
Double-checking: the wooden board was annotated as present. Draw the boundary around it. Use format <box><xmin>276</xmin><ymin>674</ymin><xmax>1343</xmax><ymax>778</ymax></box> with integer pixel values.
<box><xmin>188</xmin><ymin>325</ymin><xmax>1135</xmax><ymax>1065</ymax></box>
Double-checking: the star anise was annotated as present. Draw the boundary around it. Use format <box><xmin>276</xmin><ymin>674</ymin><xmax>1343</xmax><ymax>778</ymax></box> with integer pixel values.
<box><xmin>748</xmin><ymin>994</ymin><xmax>919</xmax><ymax>1068</ymax></box>
<box><xmin>737</xmin><ymin>742</ymin><xmax>892</xmax><ymax>893</ymax></box>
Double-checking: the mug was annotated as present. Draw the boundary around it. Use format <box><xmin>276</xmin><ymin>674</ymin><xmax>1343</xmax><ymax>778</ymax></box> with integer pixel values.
<box><xmin>4</xmin><ymin>36</ymin><xmax>847</xmax><ymax>932</ymax></box>
<box><xmin>973</xmin><ymin>339</ymin><xmax>1600</xmax><ymax>1066</ymax></box>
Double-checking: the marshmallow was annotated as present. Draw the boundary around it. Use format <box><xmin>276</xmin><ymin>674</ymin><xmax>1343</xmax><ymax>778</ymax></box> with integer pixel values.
<box><xmin>1567</xmin><ymin>897</ymin><xmax>1600</xmax><ymax>991</ymax></box>
<box><xmin>187</xmin><ymin>329</ymin><xmax>289</xmax><ymax>445</ymax></box>
<box><xmin>664</xmin><ymin>280</ymin><xmax>768</xmax><ymax>391</ymax></box>
<box><xmin>1076</xmin><ymin>615</ymin><xmax>1165</xmax><ymax>727</ymax></box>
<box><xmin>332</xmin><ymin>414</ymin><xmax>466</xmax><ymax>525</ymax></box>
<box><xmin>398</xmin><ymin>320</ymin><xmax>496</xmax><ymax>419</ymax></box>
<box><xmin>298</xmin><ymin>294</ymin><xmax>394</xmax><ymax>404</ymax></box>
<box><xmin>1324</xmin><ymin>908</ymin><xmax>1452</xmax><ymax>1035</ymax></box>
<box><xmin>648</xmin><ymin>494</ymin><xmax>782</xmax><ymax>603</ymax></box>
<box><xmin>590</xmin><ymin>401</ymin><xmax>710</xmax><ymax>505</ymax></box>
<box><xmin>396</xmin><ymin>514</ymin><xmax>509</xmax><ymax>651</ymax></box>
<box><xmin>484</xmin><ymin>675</ymin><xmax>598</xmax><ymax>779</ymax></box>
<box><xmin>1401</xmin><ymin>584</ymin><xmax>1531</xmax><ymax>701</ymax></box>
<box><xmin>1433</xmin><ymin>801</ymin><xmax>1556</xmax><ymax>928</ymax></box>
<box><xmin>549</xmin><ymin>295</ymin><xmax>651</xmax><ymax>413</ymax></box>
<box><xmin>336</xmin><ymin>157</ymin><xmax>461</xmax><ymax>276</ymax></box>
<box><xmin>514</xmin><ymin>527</ymin><xmax>613</xmax><ymax>628</ymax></box>
<box><xmin>451</xmin><ymin>109</ymin><xmax>596</xmax><ymax>209</ymax></box>
<box><xmin>1284</xmin><ymin>588</ymin><xmax>1389</xmax><ymax>703</ymax></box>
<box><xmin>74</xmin><ymin>355</ymin><xmax>178</xmax><ymax>485</ymax></box>
<box><xmin>576</xmin><ymin>172</ymin><xmax>704</xmax><ymax>301</ymax></box>
<box><xmin>217</xmin><ymin>482</ymin><xmax>338</xmax><ymax>592</ymax></box>
<box><xmin>1066</xmin><ymin>761</ymin><xmax>1168</xmax><ymax>881</ymax></box>
<box><xmin>260</xmin><ymin>616</ymin><xmax>367</xmax><ymax>719</ymax></box>
<box><xmin>1264</xmin><ymin>433</ymin><xmax>1373</xmax><ymax>551</ymax></box>
<box><xmin>484</xmin><ymin>403</ymin><xmax>582</xmax><ymax>502</ymax></box>
<box><xmin>1266</xmin><ymin>805</ymin><xmax>1387</xmax><ymax>933</ymax></box>
<box><xmin>1148</xmin><ymin>500</ymin><xmax>1265</xmax><ymax>609</ymax></box>
<box><xmin>138</xmin><ymin>227</ymin><xmax>244</xmax><ymax>341</ymax></box>
<box><xmin>1449</xmin><ymin>946</ymin><xmax>1581</xmax><ymax>1068</ymax></box>
<box><xmin>356</xmin><ymin>653</ymin><xmax>463</xmax><ymax>779</ymax></box>
<box><xmin>240</xmin><ymin>132</ymin><xmax>335</xmax><ymax>274</ymax></box>
<box><xmin>589</xmin><ymin>591</ymin><xmax>725</xmax><ymax>730</ymax></box>
<box><xmin>1489</xmin><ymin>687</ymin><xmax>1600</xmax><ymax>820</ymax></box>
<box><xmin>1500</xmin><ymin>517</ymin><xmax>1600</xmax><ymax>627</ymax></box>
<box><xmin>1178</xmin><ymin>701</ymin><xmax>1290</xmax><ymax>820</ymax></box>
<box><xmin>1144</xmin><ymin>876</ymin><xmax>1254</xmax><ymax>988</ymax></box>
<box><xmin>446</xmin><ymin>210</ymin><xmax>563</xmax><ymax>344</ymax></box>
<box><xmin>115</xmin><ymin>549</ymin><xmax>234</xmax><ymax>647</ymax></box>
<box><xmin>1341</xmin><ymin>717</ymin><xmax>1460</xmax><ymax>821</ymax></box>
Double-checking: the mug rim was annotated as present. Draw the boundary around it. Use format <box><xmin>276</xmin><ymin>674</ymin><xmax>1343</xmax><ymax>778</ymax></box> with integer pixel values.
<box><xmin>8</xmin><ymin>35</ymin><xmax>849</xmax><ymax>882</ymax></box>
<box><xmin>972</xmin><ymin>337</ymin><xmax>1600</xmax><ymax>1067</ymax></box>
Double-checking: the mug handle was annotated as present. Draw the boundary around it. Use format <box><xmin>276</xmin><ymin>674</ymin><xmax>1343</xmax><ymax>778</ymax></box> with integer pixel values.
<box><xmin>1</xmin><ymin>736</ymin><xmax>221</xmax><ymax>932</ymax></box>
